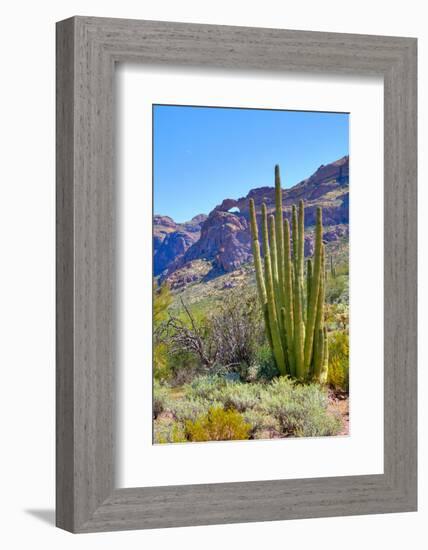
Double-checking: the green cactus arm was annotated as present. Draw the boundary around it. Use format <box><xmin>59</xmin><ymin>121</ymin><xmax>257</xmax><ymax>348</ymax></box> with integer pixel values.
<box><xmin>261</xmin><ymin>203</ymin><xmax>286</xmax><ymax>374</ymax></box>
<box><xmin>296</xmin><ymin>200</ymin><xmax>305</xmax><ymax>331</ymax></box>
<box><xmin>249</xmin><ymin>198</ymin><xmax>274</xmax><ymax>351</ymax></box>
<box><xmin>269</xmin><ymin>214</ymin><xmax>279</xmax><ymax>292</ymax></box>
<box><xmin>290</xmin><ymin>202</ymin><xmax>305</xmax><ymax>378</ymax></box>
<box><xmin>283</xmin><ymin>218</ymin><xmax>295</xmax><ymax>376</ymax></box>
<box><xmin>306</xmin><ymin>258</ymin><xmax>313</xmax><ymax>322</ymax></box>
<box><xmin>304</xmin><ymin>207</ymin><xmax>323</xmax><ymax>372</ymax></box>
<box><xmin>249</xmin><ymin>198</ymin><xmax>267</xmax><ymax>305</ymax></box>
<box><xmin>261</xmin><ymin>203</ymin><xmax>270</xmax><ymax>292</ymax></box>
<box><xmin>263</xmin><ymin>303</ymin><xmax>273</xmax><ymax>351</ymax></box>
<box><xmin>316</xmin><ymin>249</ymin><xmax>328</xmax><ymax>383</ymax></box>
<box><xmin>269</xmin><ymin>214</ymin><xmax>286</xmax><ymax>344</ymax></box>
<box><xmin>313</xmin><ymin>245</ymin><xmax>326</xmax><ymax>379</ymax></box>
<box><xmin>320</xmin><ymin>326</ymin><xmax>329</xmax><ymax>384</ymax></box>
<box><xmin>293</xmin><ymin>260</ymin><xmax>305</xmax><ymax>379</ymax></box>
<box><xmin>313</xmin><ymin>328</ymin><xmax>325</xmax><ymax>380</ymax></box>
<box><xmin>312</xmin><ymin>328</ymin><xmax>320</xmax><ymax>379</ymax></box>
<box><xmin>291</xmin><ymin>204</ymin><xmax>298</xmax><ymax>269</ymax></box>
<box><xmin>298</xmin><ymin>200</ymin><xmax>305</xmax><ymax>285</ymax></box>
<box><xmin>280</xmin><ymin>307</ymin><xmax>291</xmax><ymax>376</ymax></box>
<box><xmin>275</xmin><ymin>165</ymin><xmax>286</xmax><ymax>310</ymax></box>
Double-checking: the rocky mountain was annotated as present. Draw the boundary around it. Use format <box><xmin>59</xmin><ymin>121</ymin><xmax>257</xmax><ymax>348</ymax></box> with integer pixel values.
<box><xmin>153</xmin><ymin>214</ymin><xmax>207</xmax><ymax>275</ymax></box>
<box><xmin>154</xmin><ymin>156</ymin><xmax>349</xmax><ymax>284</ymax></box>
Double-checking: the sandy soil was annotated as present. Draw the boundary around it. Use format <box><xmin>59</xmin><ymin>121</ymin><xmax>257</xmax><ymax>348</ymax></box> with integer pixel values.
<box><xmin>328</xmin><ymin>391</ymin><xmax>349</xmax><ymax>436</ymax></box>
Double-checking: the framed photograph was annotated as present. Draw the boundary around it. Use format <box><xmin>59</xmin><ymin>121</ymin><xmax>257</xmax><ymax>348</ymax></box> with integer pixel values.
<box><xmin>56</xmin><ymin>16</ymin><xmax>417</xmax><ymax>532</ymax></box>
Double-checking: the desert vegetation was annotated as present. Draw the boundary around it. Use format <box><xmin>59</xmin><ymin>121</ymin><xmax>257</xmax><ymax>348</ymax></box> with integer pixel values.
<box><xmin>153</xmin><ymin>164</ymin><xmax>349</xmax><ymax>444</ymax></box>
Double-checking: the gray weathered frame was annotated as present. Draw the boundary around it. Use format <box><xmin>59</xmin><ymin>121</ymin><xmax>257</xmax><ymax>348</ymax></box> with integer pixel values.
<box><xmin>56</xmin><ymin>16</ymin><xmax>417</xmax><ymax>533</ymax></box>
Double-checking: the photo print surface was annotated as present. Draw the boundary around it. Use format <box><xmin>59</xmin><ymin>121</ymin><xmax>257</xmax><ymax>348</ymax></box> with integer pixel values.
<box><xmin>152</xmin><ymin>104</ymin><xmax>349</xmax><ymax>444</ymax></box>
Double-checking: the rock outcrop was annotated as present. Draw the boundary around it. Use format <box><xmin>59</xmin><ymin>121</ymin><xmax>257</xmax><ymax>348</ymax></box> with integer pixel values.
<box><xmin>153</xmin><ymin>214</ymin><xmax>206</xmax><ymax>276</ymax></box>
<box><xmin>177</xmin><ymin>210</ymin><xmax>252</xmax><ymax>272</ymax></box>
<box><xmin>154</xmin><ymin>231</ymin><xmax>199</xmax><ymax>275</ymax></box>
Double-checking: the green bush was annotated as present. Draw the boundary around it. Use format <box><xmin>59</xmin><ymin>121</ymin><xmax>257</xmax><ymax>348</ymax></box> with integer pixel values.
<box><xmin>259</xmin><ymin>378</ymin><xmax>341</xmax><ymax>437</ymax></box>
<box><xmin>327</xmin><ymin>330</ymin><xmax>349</xmax><ymax>392</ymax></box>
<box><xmin>185</xmin><ymin>406</ymin><xmax>251</xmax><ymax>442</ymax></box>
<box><xmin>153</xmin><ymin>380</ymin><xmax>170</xmax><ymax>419</ymax></box>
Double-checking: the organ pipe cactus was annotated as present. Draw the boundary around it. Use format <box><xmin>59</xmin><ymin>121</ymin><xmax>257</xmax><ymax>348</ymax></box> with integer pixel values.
<box><xmin>330</xmin><ymin>255</ymin><xmax>337</xmax><ymax>279</ymax></box>
<box><xmin>249</xmin><ymin>165</ymin><xmax>328</xmax><ymax>382</ymax></box>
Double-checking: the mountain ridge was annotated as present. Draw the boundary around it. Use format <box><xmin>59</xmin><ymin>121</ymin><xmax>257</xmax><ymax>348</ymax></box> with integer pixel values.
<box><xmin>154</xmin><ymin>156</ymin><xmax>349</xmax><ymax>282</ymax></box>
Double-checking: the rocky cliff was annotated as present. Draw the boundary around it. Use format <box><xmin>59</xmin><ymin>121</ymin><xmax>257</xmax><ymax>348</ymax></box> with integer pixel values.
<box><xmin>153</xmin><ymin>214</ymin><xmax>207</xmax><ymax>275</ymax></box>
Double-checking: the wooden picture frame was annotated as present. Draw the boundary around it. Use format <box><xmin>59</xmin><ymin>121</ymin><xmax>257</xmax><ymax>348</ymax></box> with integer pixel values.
<box><xmin>56</xmin><ymin>16</ymin><xmax>417</xmax><ymax>533</ymax></box>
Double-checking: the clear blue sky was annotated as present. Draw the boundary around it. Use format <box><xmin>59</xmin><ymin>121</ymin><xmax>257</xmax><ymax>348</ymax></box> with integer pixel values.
<box><xmin>153</xmin><ymin>105</ymin><xmax>349</xmax><ymax>222</ymax></box>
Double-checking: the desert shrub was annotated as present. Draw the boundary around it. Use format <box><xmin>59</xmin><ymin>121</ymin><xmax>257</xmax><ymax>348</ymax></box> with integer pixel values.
<box><xmin>325</xmin><ymin>303</ymin><xmax>349</xmax><ymax>332</ymax></box>
<box><xmin>248</xmin><ymin>345</ymin><xmax>280</xmax><ymax>381</ymax></box>
<box><xmin>325</xmin><ymin>274</ymin><xmax>349</xmax><ymax>304</ymax></box>
<box><xmin>207</xmin><ymin>287</ymin><xmax>265</xmax><ymax>368</ymax></box>
<box><xmin>153</xmin><ymin>380</ymin><xmax>170</xmax><ymax>418</ymax></box>
<box><xmin>259</xmin><ymin>376</ymin><xmax>294</xmax><ymax>402</ymax></box>
<box><xmin>184</xmin><ymin>374</ymin><xmax>227</xmax><ymax>401</ymax></box>
<box><xmin>327</xmin><ymin>330</ymin><xmax>349</xmax><ymax>392</ymax></box>
<box><xmin>223</xmin><ymin>371</ymin><xmax>242</xmax><ymax>382</ymax></box>
<box><xmin>165</xmin><ymin>300</ymin><xmax>219</xmax><ymax>370</ymax></box>
<box><xmin>259</xmin><ymin>378</ymin><xmax>341</xmax><ymax>437</ymax></box>
<box><xmin>167</xmin><ymin>350</ymin><xmax>202</xmax><ymax>386</ymax></box>
<box><xmin>243</xmin><ymin>409</ymin><xmax>280</xmax><ymax>438</ymax></box>
<box><xmin>226</xmin><ymin>361</ymin><xmax>252</xmax><ymax>382</ymax></box>
<box><xmin>171</xmin><ymin>397</ymin><xmax>217</xmax><ymax>424</ymax></box>
<box><xmin>185</xmin><ymin>406</ymin><xmax>251</xmax><ymax>442</ymax></box>
<box><xmin>162</xmin><ymin>287</ymin><xmax>266</xmax><ymax>375</ymax></box>
<box><xmin>335</xmin><ymin>261</ymin><xmax>349</xmax><ymax>277</ymax></box>
<box><xmin>245</xmin><ymin>364</ymin><xmax>260</xmax><ymax>383</ymax></box>
<box><xmin>185</xmin><ymin>376</ymin><xmax>261</xmax><ymax>412</ymax></box>
<box><xmin>219</xmin><ymin>382</ymin><xmax>261</xmax><ymax>412</ymax></box>
<box><xmin>153</xmin><ymin>420</ymin><xmax>186</xmax><ymax>444</ymax></box>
